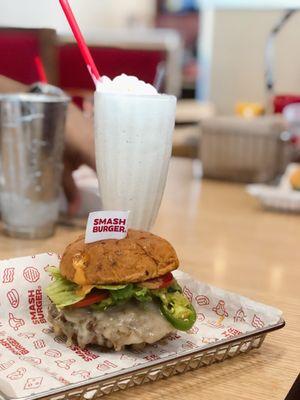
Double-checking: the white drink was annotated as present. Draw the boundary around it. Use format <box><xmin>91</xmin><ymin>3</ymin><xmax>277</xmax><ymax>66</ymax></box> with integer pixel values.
<box><xmin>94</xmin><ymin>75</ymin><xmax>176</xmax><ymax>230</ymax></box>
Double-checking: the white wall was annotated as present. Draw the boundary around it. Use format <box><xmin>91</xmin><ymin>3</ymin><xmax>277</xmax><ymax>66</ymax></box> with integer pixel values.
<box><xmin>198</xmin><ymin>9</ymin><xmax>300</xmax><ymax>114</ymax></box>
<box><xmin>0</xmin><ymin>0</ymin><xmax>66</xmax><ymax>32</ymax></box>
<box><xmin>201</xmin><ymin>0</ymin><xmax>300</xmax><ymax>8</ymax></box>
<box><xmin>0</xmin><ymin>0</ymin><xmax>156</xmax><ymax>33</ymax></box>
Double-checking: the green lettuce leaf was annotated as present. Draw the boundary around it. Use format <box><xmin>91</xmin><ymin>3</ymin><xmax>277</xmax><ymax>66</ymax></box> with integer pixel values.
<box><xmin>91</xmin><ymin>296</ymin><xmax>114</xmax><ymax>311</ymax></box>
<box><xmin>110</xmin><ymin>284</ymin><xmax>134</xmax><ymax>302</ymax></box>
<box><xmin>96</xmin><ymin>284</ymin><xmax>128</xmax><ymax>290</ymax></box>
<box><xmin>91</xmin><ymin>285</ymin><xmax>152</xmax><ymax>311</ymax></box>
<box><xmin>46</xmin><ymin>268</ymin><xmax>153</xmax><ymax>310</ymax></box>
<box><xmin>46</xmin><ymin>267</ymin><xmax>85</xmax><ymax>309</ymax></box>
<box><xmin>133</xmin><ymin>287</ymin><xmax>152</xmax><ymax>302</ymax></box>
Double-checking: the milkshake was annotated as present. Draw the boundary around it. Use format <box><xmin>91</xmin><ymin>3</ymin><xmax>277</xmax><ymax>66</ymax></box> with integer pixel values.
<box><xmin>94</xmin><ymin>74</ymin><xmax>176</xmax><ymax>230</ymax></box>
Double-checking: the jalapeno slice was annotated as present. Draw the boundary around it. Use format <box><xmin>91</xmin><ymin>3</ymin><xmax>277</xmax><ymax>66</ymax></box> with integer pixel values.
<box><xmin>156</xmin><ymin>291</ymin><xmax>196</xmax><ymax>331</ymax></box>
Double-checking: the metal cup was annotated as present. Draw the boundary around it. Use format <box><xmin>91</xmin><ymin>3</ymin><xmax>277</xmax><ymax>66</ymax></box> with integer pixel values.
<box><xmin>0</xmin><ymin>93</ymin><xmax>70</xmax><ymax>238</ymax></box>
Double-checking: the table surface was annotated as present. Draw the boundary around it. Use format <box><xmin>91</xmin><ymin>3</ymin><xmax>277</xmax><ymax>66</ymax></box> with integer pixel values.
<box><xmin>0</xmin><ymin>158</ymin><xmax>299</xmax><ymax>400</ymax></box>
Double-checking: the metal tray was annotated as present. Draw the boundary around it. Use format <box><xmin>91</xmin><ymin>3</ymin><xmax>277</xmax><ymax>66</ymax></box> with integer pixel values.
<box><xmin>1</xmin><ymin>319</ymin><xmax>285</xmax><ymax>400</ymax></box>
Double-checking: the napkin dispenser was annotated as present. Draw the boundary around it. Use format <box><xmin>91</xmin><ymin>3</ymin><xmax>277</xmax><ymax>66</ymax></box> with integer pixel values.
<box><xmin>200</xmin><ymin>115</ymin><xmax>292</xmax><ymax>183</ymax></box>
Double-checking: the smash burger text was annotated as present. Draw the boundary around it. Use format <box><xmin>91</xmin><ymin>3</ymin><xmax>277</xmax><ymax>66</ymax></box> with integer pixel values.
<box><xmin>92</xmin><ymin>218</ymin><xmax>126</xmax><ymax>233</ymax></box>
<box><xmin>28</xmin><ymin>286</ymin><xmax>46</xmax><ymax>324</ymax></box>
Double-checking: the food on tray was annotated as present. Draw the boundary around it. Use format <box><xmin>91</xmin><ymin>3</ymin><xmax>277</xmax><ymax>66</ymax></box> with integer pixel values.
<box><xmin>289</xmin><ymin>167</ymin><xmax>300</xmax><ymax>190</ymax></box>
<box><xmin>246</xmin><ymin>162</ymin><xmax>300</xmax><ymax>212</ymax></box>
<box><xmin>46</xmin><ymin>229</ymin><xmax>196</xmax><ymax>350</ymax></box>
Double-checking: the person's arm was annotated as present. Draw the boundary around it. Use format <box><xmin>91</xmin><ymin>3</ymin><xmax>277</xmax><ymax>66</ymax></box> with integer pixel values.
<box><xmin>65</xmin><ymin>103</ymin><xmax>95</xmax><ymax>170</ymax></box>
<box><xmin>0</xmin><ymin>75</ymin><xmax>27</xmax><ymax>92</ymax></box>
<box><xmin>63</xmin><ymin>103</ymin><xmax>95</xmax><ymax>214</ymax></box>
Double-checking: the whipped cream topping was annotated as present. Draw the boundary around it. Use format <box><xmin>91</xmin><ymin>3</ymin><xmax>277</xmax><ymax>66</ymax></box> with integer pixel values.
<box><xmin>96</xmin><ymin>74</ymin><xmax>159</xmax><ymax>95</ymax></box>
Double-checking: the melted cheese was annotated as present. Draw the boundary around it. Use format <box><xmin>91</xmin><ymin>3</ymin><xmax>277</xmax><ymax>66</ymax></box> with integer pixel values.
<box><xmin>72</xmin><ymin>253</ymin><xmax>88</xmax><ymax>285</ymax></box>
<box><xmin>75</xmin><ymin>285</ymin><xmax>94</xmax><ymax>297</ymax></box>
<box><xmin>50</xmin><ymin>301</ymin><xmax>174</xmax><ymax>351</ymax></box>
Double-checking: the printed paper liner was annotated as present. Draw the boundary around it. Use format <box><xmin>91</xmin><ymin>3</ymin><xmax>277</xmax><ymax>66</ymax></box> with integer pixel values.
<box><xmin>0</xmin><ymin>253</ymin><xmax>282</xmax><ymax>398</ymax></box>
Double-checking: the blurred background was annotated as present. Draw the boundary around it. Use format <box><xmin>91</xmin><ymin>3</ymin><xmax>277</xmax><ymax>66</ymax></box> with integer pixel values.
<box><xmin>0</xmin><ymin>3</ymin><xmax>299</xmax><ymax>396</ymax></box>
<box><xmin>1</xmin><ymin>0</ymin><xmax>300</xmax><ymax>195</ymax></box>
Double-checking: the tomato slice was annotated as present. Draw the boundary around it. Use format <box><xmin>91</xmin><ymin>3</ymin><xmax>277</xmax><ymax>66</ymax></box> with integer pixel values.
<box><xmin>140</xmin><ymin>272</ymin><xmax>174</xmax><ymax>289</ymax></box>
<box><xmin>71</xmin><ymin>291</ymin><xmax>109</xmax><ymax>308</ymax></box>
<box><xmin>159</xmin><ymin>272</ymin><xmax>174</xmax><ymax>288</ymax></box>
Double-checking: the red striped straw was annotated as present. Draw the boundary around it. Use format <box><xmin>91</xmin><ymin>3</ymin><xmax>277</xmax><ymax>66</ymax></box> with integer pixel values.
<box><xmin>34</xmin><ymin>56</ymin><xmax>47</xmax><ymax>83</ymax></box>
<box><xmin>59</xmin><ymin>0</ymin><xmax>101</xmax><ymax>86</ymax></box>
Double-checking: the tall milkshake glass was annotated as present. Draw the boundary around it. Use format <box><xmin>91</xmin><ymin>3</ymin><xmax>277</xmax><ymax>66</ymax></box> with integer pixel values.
<box><xmin>94</xmin><ymin>92</ymin><xmax>176</xmax><ymax>230</ymax></box>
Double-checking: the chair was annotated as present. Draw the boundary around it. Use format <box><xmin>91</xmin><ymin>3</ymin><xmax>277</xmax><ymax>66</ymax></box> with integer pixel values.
<box><xmin>0</xmin><ymin>27</ymin><xmax>57</xmax><ymax>85</ymax></box>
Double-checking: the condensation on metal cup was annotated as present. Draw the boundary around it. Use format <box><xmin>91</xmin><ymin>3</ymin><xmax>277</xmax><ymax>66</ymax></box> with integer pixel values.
<box><xmin>0</xmin><ymin>93</ymin><xmax>70</xmax><ymax>239</ymax></box>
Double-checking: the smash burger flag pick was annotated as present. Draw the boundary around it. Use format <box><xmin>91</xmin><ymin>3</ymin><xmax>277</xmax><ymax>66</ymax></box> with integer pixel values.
<box><xmin>85</xmin><ymin>211</ymin><xmax>129</xmax><ymax>243</ymax></box>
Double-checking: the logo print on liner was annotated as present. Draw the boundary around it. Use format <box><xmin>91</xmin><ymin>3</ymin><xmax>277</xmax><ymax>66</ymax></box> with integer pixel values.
<box><xmin>23</xmin><ymin>267</ymin><xmax>40</xmax><ymax>283</ymax></box>
<box><xmin>7</xmin><ymin>289</ymin><xmax>20</xmax><ymax>308</ymax></box>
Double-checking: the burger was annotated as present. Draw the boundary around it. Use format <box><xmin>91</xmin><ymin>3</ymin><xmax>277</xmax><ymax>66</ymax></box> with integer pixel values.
<box><xmin>46</xmin><ymin>229</ymin><xmax>196</xmax><ymax>351</ymax></box>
